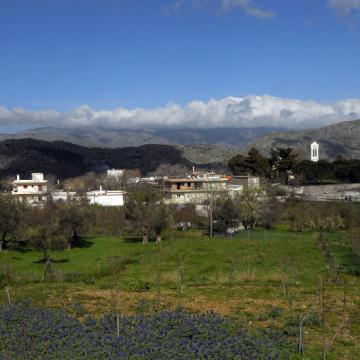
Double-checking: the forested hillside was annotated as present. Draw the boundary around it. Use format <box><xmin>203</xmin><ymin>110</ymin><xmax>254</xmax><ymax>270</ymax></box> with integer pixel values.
<box><xmin>0</xmin><ymin>139</ymin><xmax>193</xmax><ymax>179</ymax></box>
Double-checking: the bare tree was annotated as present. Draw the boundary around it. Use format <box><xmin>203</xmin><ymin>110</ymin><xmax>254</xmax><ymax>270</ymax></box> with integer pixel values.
<box><xmin>149</xmin><ymin>163</ymin><xmax>189</xmax><ymax>177</ymax></box>
<box><xmin>236</xmin><ymin>188</ymin><xmax>261</xmax><ymax>230</ymax></box>
<box><xmin>261</xmin><ymin>195</ymin><xmax>283</xmax><ymax>229</ymax></box>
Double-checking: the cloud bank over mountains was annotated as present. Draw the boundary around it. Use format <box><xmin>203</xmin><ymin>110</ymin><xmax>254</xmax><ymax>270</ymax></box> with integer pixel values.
<box><xmin>1</xmin><ymin>96</ymin><xmax>360</xmax><ymax>131</ymax></box>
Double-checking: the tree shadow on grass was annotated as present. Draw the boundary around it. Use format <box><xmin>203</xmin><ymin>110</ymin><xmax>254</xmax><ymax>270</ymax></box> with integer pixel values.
<box><xmin>341</xmin><ymin>252</ymin><xmax>360</xmax><ymax>276</ymax></box>
<box><xmin>12</xmin><ymin>247</ymin><xmax>33</xmax><ymax>254</ymax></box>
<box><xmin>32</xmin><ymin>258</ymin><xmax>69</xmax><ymax>264</ymax></box>
<box><xmin>123</xmin><ymin>236</ymin><xmax>144</xmax><ymax>243</ymax></box>
<box><xmin>71</xmin><ymin>236</ymin><xmax>94</xmax><ymax>249</ymax></box>
<box><xmin>7</xmin><ymin>241</ymin><xmax>33</xmax><ymax>253</ymax></box>
<box><xmin>123</xmin><ymin>236</ymin><xmax>170</xmax><ymax>244</ymax></box>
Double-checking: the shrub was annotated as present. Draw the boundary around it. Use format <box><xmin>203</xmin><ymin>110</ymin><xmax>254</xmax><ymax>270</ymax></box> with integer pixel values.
<box><xmin>258</xmin><ymin>306</ymin><xmax>283</xmax><ymax>321</ymax></box>
<box><xmin>122</xmin><ymin>278</ymin><xmax>151</xmax><ymax>292</ymax></box>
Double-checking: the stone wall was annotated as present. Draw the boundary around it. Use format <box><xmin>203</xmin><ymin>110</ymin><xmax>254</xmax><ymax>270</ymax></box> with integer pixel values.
<box><xmin>283</xmin><ymin>183</ymin><xmax>360</xmax><ymax>202</ymax></box>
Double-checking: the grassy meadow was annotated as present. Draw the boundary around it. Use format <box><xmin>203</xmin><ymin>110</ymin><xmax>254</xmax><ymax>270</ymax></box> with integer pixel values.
<box><xmin>1</xmin><ymin>228</ymin><xmax>360</xmax><ymax>359</ymax></box>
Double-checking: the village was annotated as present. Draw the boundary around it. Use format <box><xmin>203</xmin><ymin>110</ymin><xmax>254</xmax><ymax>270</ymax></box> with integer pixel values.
<box><xmin>7</xmin><ymin>141</ymin><xmax>360</xmax><ymax>209</ymax></box>
<box><xmin>9</xmin><ymin>168</ymin><xmax>260</xmax><ymax>208</ymax></box>
<box><xmin>3</xmin><ymin>3</ymin><xmax>360</xmax><ymax>358</ymax></box>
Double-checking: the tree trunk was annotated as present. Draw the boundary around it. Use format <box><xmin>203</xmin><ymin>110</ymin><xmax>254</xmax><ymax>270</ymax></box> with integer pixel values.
<box><xmin>0</xmin><ymin>231</ymin><xmax>7</xmax><ymax>252</ymax></box>
<box><xmin>72</xmin><ymin>229</ymin><xmax>78</xmax><ymax>248</ymax></box>
<box><xmin>43</xmin><ymin>249</ymin><xmax>52</xmax><ymax>280</ymax></box>
<box><xmin>142</xmin><ymin>233</ymin><xmax>149</xmax><ymax>244</ymax></box>
<box><xmin>156</xmin><ymin>233</ymin><xmax>161</xmax><ymax>243</ymax></box>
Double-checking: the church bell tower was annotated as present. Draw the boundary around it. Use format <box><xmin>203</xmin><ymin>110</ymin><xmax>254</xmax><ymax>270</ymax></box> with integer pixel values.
<box><xmin>310</xmin><ymin>141</ymin><xmax>319</xmax><ymax>162</ymax></box>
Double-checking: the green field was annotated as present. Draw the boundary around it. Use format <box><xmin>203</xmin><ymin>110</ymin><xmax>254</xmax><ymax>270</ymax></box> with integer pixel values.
<box><xmin>1</xmin><ymin>229</ymin><xmax>360</xmax><ymax>359</ymax></box>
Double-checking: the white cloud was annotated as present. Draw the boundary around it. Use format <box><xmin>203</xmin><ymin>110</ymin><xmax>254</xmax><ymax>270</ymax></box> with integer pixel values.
<box><xmin>1</xmin><ymin>96</ymin><xmax>360</xmax><ymax>130</ymax></box>
<box><xmin>328</xmin><ymin>0</ymin><xmax>360</xmax><ymax>17</ymax></box>
<box><xmin>220</xmin><ymin>0</ymin><xmax>275</xmax><ymax>19</ymax></box>
<box><xmin>162</xmin><ymin>0</ymin><xmax>186</xmax><ymax>14</ymax></box>
<box><xmin>163</xmin><ymin>0</ymin><xmax>275</xmax><ymax>19</ymax></box>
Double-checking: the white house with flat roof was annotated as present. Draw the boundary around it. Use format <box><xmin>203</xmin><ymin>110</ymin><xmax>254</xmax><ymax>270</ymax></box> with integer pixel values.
<box><xmin>87</xmin><ymin>186</ymin><xmax>125</xmax><ymax>207</ymax></box>
<box><xmin>163</xmin><ymin>173</ymin><xmax>229</xmax><ymax>205</ymax></box>
<box><xmin>106</xmin><ymin>169</ymin><xmax>124</xmax><ymax>179</ymax></box>
<box><xmin>50</xmin><ymin>190</ymin><xmax>77</xmax><ymax>202</ymax></box>
<box><xmin>12</xmin><ymin>173</ymin><xmax>48</xmax><ymax>205</ymax></box>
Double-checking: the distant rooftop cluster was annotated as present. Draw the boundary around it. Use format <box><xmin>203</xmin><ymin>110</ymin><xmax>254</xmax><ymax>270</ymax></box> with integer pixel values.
<box><xmin>9</xmin><ymin>167</ymin><xmax>261</xmax><ymax>208</ymax></box>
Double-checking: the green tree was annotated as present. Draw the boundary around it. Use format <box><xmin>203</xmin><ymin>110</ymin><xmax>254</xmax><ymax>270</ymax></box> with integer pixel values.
<box><xmin>293</xmin><ymin>160</ymin><xmax>335</xmax><ymax>184</ymax></box>
<box><xmin>22</xmin><ymin>205</ymin><xmax>68</xmax><ymax>279</ymax></box>
<box><xmin>57</xmin><ymin>203</ymin><xmax>95</xmax><ymax>248</ymax></box>
<box><xmin>152</xmin><ymin>203</ymin><xmax>173</xmax><ymax>243</ymax></box>
<box><xmin>270</xmin><ymin>147</ymin><xmax>298</xmax><ymax>183</ymax></box>
<box><xmin>213</xmin><ymin>197</ymin><xmax>239</xmax><ymax>235</ymax></box>
<box><xmin>125</xmin><ymin>185</ymin><xmax>161</xmax><ymax>243</ymax></box>
<box><xmin>0</xmin><ymin>196</ymin><xmax>21</xmax><ymax>251</ymax></box>
<box><xmin>228</xmin><ymin>148</ymin><xmax>270</xmax><ymax>177</ymax></box>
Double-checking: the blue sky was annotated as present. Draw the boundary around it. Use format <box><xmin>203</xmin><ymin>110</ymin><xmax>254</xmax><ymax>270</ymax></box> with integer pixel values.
<box><xmin>0</xmin><ymin>0</ymin><xmax>360</xmax><ymax>130</ymax></box>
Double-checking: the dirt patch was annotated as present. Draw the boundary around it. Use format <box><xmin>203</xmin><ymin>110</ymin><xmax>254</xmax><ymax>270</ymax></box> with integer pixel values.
<box><xmin>69</xmin><ymin>288</ymin><xmax>288</xmax><ymax>318</ymax></box>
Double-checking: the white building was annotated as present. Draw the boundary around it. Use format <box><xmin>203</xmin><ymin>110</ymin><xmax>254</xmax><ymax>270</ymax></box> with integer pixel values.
<box><xmin>87</xmin><ymin>186</ymin><xmax>125</xmax><ymax>207</ymax></box>
<box><xmin>311</xmin><ymin>141</ymin><xmax>319</xmax><ymax>162</ymax></box>
<box><xmin>227</xmin><ymin>184</ymin><xmax>244</xmax><ymax>199</ymax></box>
<box><xmin>12</xmin><ymin>173</ymin><xmax>48</xmax><ymax>205</ymax></box>
<box><xmin>230</xmin><ymin>176</ymin><xmax>261</xmax><ymax>190</ymax></box>
<box><xmin>164</xmin><ymin>173</ymin><xmax>233</xmax><ymax>205</ymax></box>
<box><xmin>106</xmin><ymin>169</ymin><xmax>124</xmax><ymax>179</ymax></box>
<box><xmin>51</xmin><ymin>190</ymin><xmax>77</xmax><ymax>202</ymax></box>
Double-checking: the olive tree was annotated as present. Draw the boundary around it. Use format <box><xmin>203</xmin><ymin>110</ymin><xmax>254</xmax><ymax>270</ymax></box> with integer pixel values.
<box><xmin>0</xmin><ymin>196</ymin><xmax>21</xmax><ymax>251</ymax></box>
<box><xmin>125</xmin><ymin>185</ymin><xmax>161</xmax><ymax>243</ymax></box>
<box><xmin>21</xmin><ymin>205</ymin><xmax>68</xmax><ymax>279</ymax></box>
<box><xmin>57</xmin><ymin>203</ymin><xmax>95</xmax><ymax>248</ymax></box>
<box><xmin>213</xmin><ymin>197</ymin><xmax>239</xmax><ymax>235</ymax></box>
<box><xmin>152</xmin><ymin>203</ymin><xmax>173</xmax><ymax>243</ymax></box>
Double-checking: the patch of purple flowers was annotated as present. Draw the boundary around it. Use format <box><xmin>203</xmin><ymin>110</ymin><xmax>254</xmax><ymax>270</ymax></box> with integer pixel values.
<box><xmin>0</xmin><ymin>301</ymin><xmax>291</xmax><ymax>359</ymax></box>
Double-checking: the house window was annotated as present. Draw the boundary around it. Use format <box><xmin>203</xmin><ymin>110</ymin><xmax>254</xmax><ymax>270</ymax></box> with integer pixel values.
<box><xmin>23</xmin><ymin>185</ymin><xmax>28</xmax><ymax>189</ymax></box>
<box><xmin>177</xmin><ymin>183</ymin><xmax>181</xmax><ymax>190</ymax></box>
<box><xmin>187</xmin><ymin>182</ymin><xmax>191</xmax><ymax>187</ymax></box>
<box><xmin>38</xmin><ymin>185</ymin><xmax>42</xmax><ymax>191</ymax></box>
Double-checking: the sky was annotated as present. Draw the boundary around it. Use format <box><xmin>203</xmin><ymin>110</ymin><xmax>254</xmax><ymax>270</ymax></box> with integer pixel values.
<box><xmin>1</xmin><ymin>0</ymin><xmax>360</xmax><ymax>131</ymax></box>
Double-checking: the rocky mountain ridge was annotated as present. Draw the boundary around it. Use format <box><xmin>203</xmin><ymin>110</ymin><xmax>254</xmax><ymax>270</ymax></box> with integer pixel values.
<box><xmin>0</xmin><ymin>126</ymin><xmax>283</xmax><ymax>148</ymax></box>
<box><xmin>245</xmin><ymin>119</ymin><xmax>360</xmax><ymax>160</ymax></box>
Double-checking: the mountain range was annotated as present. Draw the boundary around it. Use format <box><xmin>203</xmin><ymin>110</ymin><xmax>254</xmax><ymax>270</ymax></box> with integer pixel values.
<box><xmin>0</xmin><ymin>126</ymin><xmax>283</xmax><ymax>149</ymax></box>
<box><xmin>248</xmin><ymin>119</ymin><xmax>360</xmax><ymax>160</ymax></box>
<box><xmin>1</xmin><ymin>119</ymin><xmax>360</xmax><ymax>180</ymax></box>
